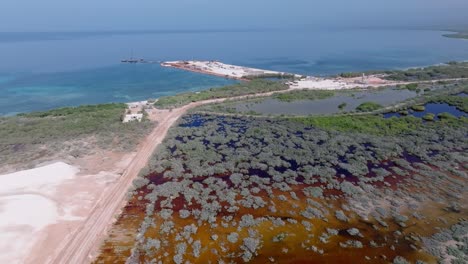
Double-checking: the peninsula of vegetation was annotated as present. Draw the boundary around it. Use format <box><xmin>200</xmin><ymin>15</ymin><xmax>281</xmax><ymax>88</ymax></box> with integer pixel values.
<box><xmin>161</xmin><ymin>61</ymin><xmax>300</xmax><ymax>81</ymax></box>
<box><xmin>1</xmin><ymin>62</ymin><xmax>467</xmax><ymax>264</ymax></box>
<box><xmin>443</xmin><ymin>31</ymin><xmax>468</xmax><ymax>39</ymax></box>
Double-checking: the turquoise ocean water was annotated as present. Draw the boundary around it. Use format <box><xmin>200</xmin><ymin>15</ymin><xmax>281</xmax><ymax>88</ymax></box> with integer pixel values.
<box><xmin>0</xmin><ymin>29</ymin><xmax>467</xmax><ymax>115</ymax></box>
<box><xmin>0</xmin><ymin>65</ymin><xmax>235</xmax><ymax>115</ymax></box>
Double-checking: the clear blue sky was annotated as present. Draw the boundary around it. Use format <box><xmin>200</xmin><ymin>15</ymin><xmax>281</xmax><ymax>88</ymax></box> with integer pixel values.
<box><xmin>1</xmin><ymin>0</ymin><xmax>467</xmax><ymax>32</ymax></box>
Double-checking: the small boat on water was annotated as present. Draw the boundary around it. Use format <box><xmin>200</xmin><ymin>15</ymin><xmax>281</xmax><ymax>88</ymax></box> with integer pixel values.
<box><xmin>121</xmin><ymin>50</ymin><xmax>141</xmax><ymax>63</ymax></box>
<box><xmin>121</xmin><ymin>58</ymin><xmax>155</xmax><ymax>64</ymax></box>
<box><xmin>121</xmin><ymin>58</ymin><xmax>140</xmax><ymax>63</ymax></box>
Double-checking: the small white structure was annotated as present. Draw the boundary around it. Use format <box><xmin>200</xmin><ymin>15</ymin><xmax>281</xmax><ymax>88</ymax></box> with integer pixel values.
<box><xmin>123</xmin><ymin>113</ymin><xmax>143</xmax><ymax>123</ymax></box>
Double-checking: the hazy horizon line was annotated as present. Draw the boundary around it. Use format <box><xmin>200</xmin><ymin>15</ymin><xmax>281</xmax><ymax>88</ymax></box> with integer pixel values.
<box><xmin>0</xmin><ymin>23</ymin><xmax>466</xmax><ymax>34</ymax></box>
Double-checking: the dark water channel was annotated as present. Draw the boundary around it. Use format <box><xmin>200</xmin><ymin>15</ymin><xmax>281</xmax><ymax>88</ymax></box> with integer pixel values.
<box><xmin>384</xmin><ymin>103</ymin><xmax>466</xmax><ymax>119</ymax></box>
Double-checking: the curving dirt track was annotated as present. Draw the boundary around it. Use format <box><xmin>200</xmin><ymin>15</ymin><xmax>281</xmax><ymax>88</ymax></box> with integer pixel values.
<box><xmin>48</xmin><ymin>105</ymin><xmax>189</xmax><ymax>264</ymax></box>
<box><xmin>49</xmin><ymin>99</ymin><xmax>230</xmax><ymax>264</ymax></box>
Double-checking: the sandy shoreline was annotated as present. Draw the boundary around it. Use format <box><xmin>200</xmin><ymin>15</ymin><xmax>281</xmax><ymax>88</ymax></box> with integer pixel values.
<box><xmin>161</xmin><ymin>60</ymin><xmax>401</xmax><ymax>89</ymax></box>
<box><xmin>161</xmin><ymin>60</ymin><xmax>300</xmax><ymax>81</ymax></box>
<box><xmin>161</xmin><ymin>60</ymin><xmax>468</xmax><ymax>91</ymax></box>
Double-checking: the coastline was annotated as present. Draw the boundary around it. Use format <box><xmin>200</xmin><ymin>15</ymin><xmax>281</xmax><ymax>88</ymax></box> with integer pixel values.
<box><xmin>161</xmin><ymin>61</ymin><xmax>250</xmax><ymax>81</ymax></box>
<box><xmin>3</xmin><ymin>57</ymin><xmax>468</xmax><ymax>117</ymax></box>
<box><xmin>161</xmin><ymin>60</ymin><xmax>300</xmax><ymax>81</ymax></box>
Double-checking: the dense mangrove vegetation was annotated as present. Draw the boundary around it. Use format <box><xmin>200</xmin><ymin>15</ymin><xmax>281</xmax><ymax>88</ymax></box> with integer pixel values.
<box><xmin>0</xmin><ymin>103</ymin><xmax>154</xmax><ymax>169</ymax></box>
<box><xmin>272</xmin><ymin>90</ymin><xmax>335</xmax><ymax>102</ymax></box>
<box><xmin>356</xmin><ymin>102</ymin><xmax>383</xmax><ymax>112</ymax></box>
<box><xmin>293</xmin><ymin>115</ymin><xmax>423</xmax><ymax>136</ymax></box>
<box><xmin>385</xmin><ymin>61</ymin><xmax>468</xmax><ymax>81</ymax></box>
<box><xmin>96</xmin><ymin>110</ymin><xmax>467</xmax><ymax>263</ymax></box>
<box><xmin>243</xmin><ymin>73</ymin><xmax>298</xmax><ymax>80</ymax></box>
<box><xmin>338</xmin><ymin>61</ymin><xmax>468</xmax><ymax>81</ymax></box>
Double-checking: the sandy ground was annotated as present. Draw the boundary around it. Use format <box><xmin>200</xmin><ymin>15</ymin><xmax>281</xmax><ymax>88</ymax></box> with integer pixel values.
<box><xmin>0</xmin><ymin>151</ymin><xmax>135</xmax><ymax>264</ymax></box>
<box><xmin>162</xmin><ymin>60</ymin><xmax>300</xmax><ymax>80</ymax></box>
<box><xmin>288</xmin><ymin>76</ymin><xmax>468</xmax><ymax>90</ymax></box>
<box><xmin>287</xmin><ymin>76</ymin><xmax>395</xmax><ymax>90</ymax></box>
<box><xmin>0</xmin><ymin>162</ymin><xmax>78</xmax><ymax>264</ymax></box>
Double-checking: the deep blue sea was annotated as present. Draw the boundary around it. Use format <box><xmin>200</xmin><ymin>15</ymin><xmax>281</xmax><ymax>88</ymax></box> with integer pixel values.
<box><xmin>1</xmin><ymin>29</ymin><xmax>467</xmax><ymax>115</ymax></box>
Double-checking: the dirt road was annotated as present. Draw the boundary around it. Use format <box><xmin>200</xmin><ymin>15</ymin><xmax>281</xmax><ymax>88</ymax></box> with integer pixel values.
<box><xmin>49</xmin><ymin>105</ymin><xmax>189</xmax><ymax>264</ymax></box>
<box><xmin>48</xmin><ymin>99</ymin><xmax>233</xmax><ymax>264</ymax></box>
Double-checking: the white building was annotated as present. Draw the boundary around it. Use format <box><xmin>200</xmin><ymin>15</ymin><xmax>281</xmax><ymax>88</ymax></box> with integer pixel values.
<box><xmin>122</xmin><ymin>113</ymin><xmax>143</xmax><ymax>123</ymax></box>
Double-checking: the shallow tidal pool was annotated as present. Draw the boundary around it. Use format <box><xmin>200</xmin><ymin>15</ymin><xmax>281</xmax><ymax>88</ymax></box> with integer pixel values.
<box><xmin>233</xmin><ymin>88</ymin><xmax>417</xmax><ymax>115</ymax></box>
<box><xmin>384</xmin><ymin>103</ymin><xmax>467</xmax><ymax>119</ymax></box>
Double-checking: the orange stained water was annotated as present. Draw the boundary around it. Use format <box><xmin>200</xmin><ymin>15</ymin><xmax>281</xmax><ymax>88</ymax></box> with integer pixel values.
<box><xmin>94</xmin><ymin>179</ymin><xmax>468</xmax><ymax>264</ymax></box>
